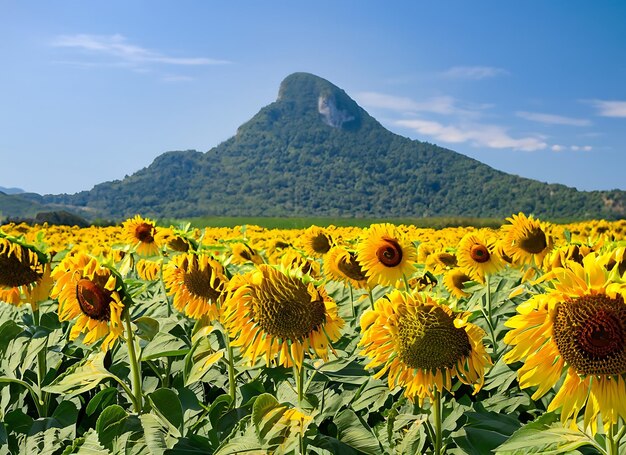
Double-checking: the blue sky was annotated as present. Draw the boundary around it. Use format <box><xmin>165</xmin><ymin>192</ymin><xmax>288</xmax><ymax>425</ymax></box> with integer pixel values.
<box><xmin>2</xmin><ymin>1</ymin><xmax>625</xmax><ymax>195</ymax></box>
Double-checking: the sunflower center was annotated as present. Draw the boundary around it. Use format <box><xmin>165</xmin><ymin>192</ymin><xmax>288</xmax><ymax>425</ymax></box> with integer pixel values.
<box><xmin>451</xmin><ymin>272</ymin><xmax>472</xmax><ymax>290</ymax></box>
<box><xmin>168</xmin><ymin>237</ymin><xmax>190</xmax><ymax>252</ymax></box>
<box><xmin>469</xmin><ymin>244</ymin><xmax>490</xmax><ymax>263</ymax></box>
<box><xmin>553</xmin><ymin>294</ymin><xmax>626</xmax><ymax>375</ymax></box>
<box><xmin>251</xmin><ymin>274</ymin><xmax>327</xmax><ymax>341</ymax></box>
<box><xmin>376</xmin><ymin>239</ymin><xmax>403</xmax><ymax>267</ymax></box>
<box><xmin>337</xmin><ymin>252</ymin><xmax>368</xmax><ymax>281</ymax></box>
<box><xmin>311</xmin><ymin>234</ymin><xmax>332</xmax><ymax>254</ymax></box>
<box><xmin>519</xmin><ymin>228</ymin><xmax>547</xmax><ymax>254</ymax></box>
<box><xmin>436</xmin><ymin>253</ymin><xmax>458</xmax><ymax>267</ymax></box>
<box><xmin>397</xmin><ymin>306</ymin><xmax>471</xmax><ymax>371</ymax></box>
<box><xmin>135</xmin><ymin>223</ymin><xmax>155</xmax><ymax>243</ymax></box>
<box><xmin>76</xmin><ymin>279</ymin><xmax>112</xmax><ymax>321</ymax></box>
<box><xmin>183</xmin><ymin>266</ymin><xmax>222</xmax><ymax>302</ymax></box>
<box><xmin>0</xmin><ymin>252</ymin><xmax>42</xmax><ymax>287</ymax></box>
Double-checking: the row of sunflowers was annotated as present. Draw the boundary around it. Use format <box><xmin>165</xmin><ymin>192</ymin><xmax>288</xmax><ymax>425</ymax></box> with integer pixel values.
<box><xmin>0</xmin><ymin>213</ymin><xmax>625</xmax><ymax>454</ymax></box>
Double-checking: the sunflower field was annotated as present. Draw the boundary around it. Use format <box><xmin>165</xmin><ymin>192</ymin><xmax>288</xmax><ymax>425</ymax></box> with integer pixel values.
<box><xmin>0</xmin><ymin>214</ymin><xmax>625</xmax><ymax>455</ymax></box>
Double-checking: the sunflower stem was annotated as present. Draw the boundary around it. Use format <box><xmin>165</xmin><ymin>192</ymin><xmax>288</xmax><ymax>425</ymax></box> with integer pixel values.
<box><xmin>485</xmin><ymin>276</ymin><xmax>498</xmax><ymax>358</ymax></box>
<box><xmin>348</xmin><ymin>283</ymin><xmax>355</xmax><ymax>319</ymax></box>
<box><xmin>31</xmin><ymin>307</ymin><xmax>49</xmax><ymax>417</ymax></box>
<box><xmin>124</xmin><ymin>311</ymin><xmax>143</xmax><ymax>413</ymax></box>
<box><xmin>225</xmin><ymin>333</ymin><xmax>237</xmax><ymax>407</ymax></box>
<box><xmin>607</xmin><ymin>422</ymin><xmax>622</xmax><ymax>455</ymax></box>
<box><xmin>294</xmin><ymin>364</ymin><xmax>305</xmax><ymax>406</ymax></box>
<box><xmin>433</xmin><ymin>390</ymin><xmax>443</xmax><ymax>455</ymax></box>
<box><xmin>367</xmin><ymin>287</ymin><xmax>376</xmax><ymax>310</ymax></box>
<box><xmin>402</xmin><ymin>273</ymin><xmax>411</xmax><ymax>293</ymax></box>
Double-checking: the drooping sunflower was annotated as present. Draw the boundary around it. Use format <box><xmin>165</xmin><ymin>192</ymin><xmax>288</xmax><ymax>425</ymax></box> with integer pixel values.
<box><xmin>222</xmin><ymin>265</ymin><xmax>344</xmax><ymax>370</ymax></box>
<box><xmin>121</xmin><ymin>215</ymin><xmax>160</xmax><ymax>256</ymax></box>
<box><xmin>503</xmin><ymin>254</ymin><xmax>626</xmax><ymax>433</ymax></box>
<box><xmin>163</xmin><ymin>253</ymin><xmax>227</xmax><ymax>320</ymax></box>
<box><xmin>356</xmin><ymin>224</ymin><xmax>416</xmax><ymax>287</ymax></box>
<box><xmin>301</xmin><ymin>226</ymin><xmax>333</xmax><ymax>257</ymax></box>
<box><xmin>323</xmin><ymin>246</ymin><xmax>368</xmax><ymax>289</ymax></box>
<box><xmin>229</xmin><ymin>242</ymin><xmax>264</xmax><ymax>265</ymax></box>
<box><xmin>0</xmin><ymin>235</ymin><xmax>53</xmax><ymax>306</ymax></box>
<box><xmin>136</xmin><ymin>258</ymin><xmax>162</xmax><ymax>281</ymax></box>
<box><xmin>456</xmin><ymin>232</ymin><xmax>503</xmax><ymax>282</ymax></box>
<box><xmin>360</xmin><ymin>290</ymin><xmax>492</xmax><ymax>404</ymax></box>
<box><xmin>50</xmin><ymin>253</ymin><xmax>125</xmax><ymax>351</ymax></box>
<box><xmin>443</xmin><ymin>269</ymin><xmax>473</xmax><ymax>299</ymax></box>
<box><xmin>501</xmin><ymin>212</ymin><xmax>553</xmax><ymax>266</ymax></box>
<box><xmin>425</xmin><ymin>249</ymin><xmax>458</xmax><ymax>275</ymax></box>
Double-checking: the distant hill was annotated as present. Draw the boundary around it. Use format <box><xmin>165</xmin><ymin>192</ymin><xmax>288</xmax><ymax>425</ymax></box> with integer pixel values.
<box><xmin>0</xmin><ymin>186</ymin><xmax>25</xmax><ymax>195</ymax></box>
<box><xmin>14</xmin><ymin>73</ymin><xmax>626</xmax><ymax>220</ymax></box>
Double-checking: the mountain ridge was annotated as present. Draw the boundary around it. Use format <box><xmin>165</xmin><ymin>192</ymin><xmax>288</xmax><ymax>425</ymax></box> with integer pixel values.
<box><xmin>7</xmin><ymin>72</ymin><xmax>626</xmax><ymax>220</ymax></box>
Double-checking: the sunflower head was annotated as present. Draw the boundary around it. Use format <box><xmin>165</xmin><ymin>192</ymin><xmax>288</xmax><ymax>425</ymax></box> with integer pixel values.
<box><xmin>424</xmin><ymin>249</ymin><xmax>458</xmax><ymax>274</ymax></box>
<box><xmin>323</xmin><ymin>246</ymin><xmax>368</xmax><ymax>289</ymax></box>
<box><xmin>50</xmin><ymin>253</ymin><xmax>125</xmax><ymax>351</ymax></box>
<box><xmin>301</xmin><ymin>226</ymin><xmax>333</xmax><ymax>257</ymax></box>
<box><xmin>229</xmin><ymin>242</ymin><xmax>263</xmax><ymax>265</ymax></box>
<box><xmin>163</xmin><ymin>253</ymin><xmax>227</xmax><ymax>320</ymax></box>
<box><xmin>0</xmin><ymin>234</ymin><xmax>52</xmax><ymax>306</ymax></box>
<box><xmin>121</xmin><ymin>215</ymin><xmax>160</xmax><ymax>256</ymax></box>
<box><xmin>360</xmin><ymin>290</ymin><xmax>491</xmax><ymax>404</ymax></box>
<box><xmin>504</xmin><ymin>254</ymin><xmax>626</xmax><ymax>433</ymax></box>
<box><xmin>456</xmin><ymin>232</ymin><xmax>502</xmax><ymax>282</ymax></box>
<box><xmin>357</xmin><ymin>224</ymin><xmax>416</xmax><ymax>287</ymax></box>
<box><xmin>502</xmin><ymin>213</ymin><xmax>553</xmax><ymax>266</ymax></box>
<box><xmin>222</xmin><ymin>265</ymin><xmax>344</xmax><ymax>370</ymax></box>
<box><xmin>443</xmin><ymin>269</ymin><xmax>473</xmax><ymax>299</ymax></box>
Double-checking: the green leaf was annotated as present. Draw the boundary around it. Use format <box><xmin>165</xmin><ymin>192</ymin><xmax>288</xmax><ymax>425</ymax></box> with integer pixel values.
<box><xmin>334</xmin><ymin>409</ymin><xmax>383</xmax><ymax>455</ymax></box>
<box><xmin>4</xmin><ymin>409</ymin><xmax>33</xmax><ymax>435</ymax></box>
<box><xmin>134</xmin><ymin>316</ymin><xmax>160</xmax><ymax>341</ymax></box>
<box><xmin>0</xmin><ymin>320</ymin><xmax>22</xmax><ymax>355</ymax></box>
<box><xmin>43</xmin><ymin>352</ymin><xmax>115</xmax><ymax>397</ymax></box>
<box><xmin>95</xmin><ymin>404</ymin><xmax>128</xmax><ymax>451</ymax></box>
<box><xmin>73</xmin><ymin>429</ymin><xmax>107</xmax><ymax>454</ymax></box>
<box><xmin>141</xmin><ymin>332</ymin><xmax>188</xmax><ymax>361</ymax></box>
<box><xmin>51</xmin><ymin>400</ymin><xmax>79</xmax><ymax>430</ymax></box>
<box><xmin>140</xmin><ymin>413</ymin><xmax>169</xmax><ymax>455</ymax></box>
<box><xmin>86</xmin><ymin>387</ymin><xmax>118</xmax><ymax>416</ymax></box>
<box><xmin>251</xmin><ymin>393</ymin><xmax>279</xmax><ymax>430</ymax></box>
<box><xmin>495</xmin><ymin>413</ymin><xmax>596</xmax><ymax>455</ymax></box>
<box><xmin>148</xmin><ymin>388</ymin><xmax>184</xmax><ymax>433</ymax></box>
<box><xmin>396</xmin><ymin>418</ymin><xmax>427</xmax><ymax>455</ymax></box>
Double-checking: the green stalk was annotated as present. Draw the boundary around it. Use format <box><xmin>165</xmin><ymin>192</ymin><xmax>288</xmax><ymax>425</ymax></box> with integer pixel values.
<box><xmin>485</xmin><ymin>276</ymin><xmax>498</xmax><ymax>358</ymax></box>
<box><xmin>367</xmin><ymin>287</ymin><xmax>376</xmax><ymax>310</ymax></box>
<box><xmin>433</xmin><ymin>390</ymin><xmax>443</xmax><ymax>455</ymax></box>
<box><xmin>226</xmin><ymin>339</ymin><xmax>237</xmax><ymax>406</ymax></box>
<box><xmin>32</xmin><ymin>307</ymin><xmax>49</xmax><ymax>417</ymax></box>
<box><xmin>348</xmin><ymin>283</ymin><xmax>355</xmax><ymax>319</ymax></box>
<box><xmin>124</xmin><ymin>311</ymin><xmax>143</xmax><ymax>413</ymax></box>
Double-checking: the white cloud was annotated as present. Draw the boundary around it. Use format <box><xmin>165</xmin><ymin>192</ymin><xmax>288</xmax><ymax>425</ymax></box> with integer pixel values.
<box><xmin>552</xmin><ymin>144</ymin><xmax>592</xmax><ymax>152</ymax></box>
<box><xmin>355</xmin><ymin>92</ymin><xmax>490</xmax><ymax>117</ymax></box>
<box><xmin>51</xmin><ymin>34</ymin><xmax>230</xmax><ymax>67</ymax></box>
<box><xmin>395</xmin><ymin>119</ymin><xmax>546</xmax><ymax>152</ymax></box>
<box><xmin>516</xmin><ymin>111</ymin><xmax>591</xmax><ymax>126</ymax></box>
<box><xmin>551</xmin><ymin>144</ymin><xmax>564</xmax><ymax>152</ymax></box>
<box><xmin>442</xmin><ymin>66</ymin><xmax>508</xmax><ymax>80</ymax></box>
<box><xmin>588</xmin><ymin>99</ymin><xmax>626</xmax><ymax>117</ymax></box>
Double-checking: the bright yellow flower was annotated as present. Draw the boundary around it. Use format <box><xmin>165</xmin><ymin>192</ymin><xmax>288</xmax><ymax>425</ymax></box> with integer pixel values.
<box><xmin>456</xmin><ymin>232</ymin><xmax>503</xmax><ymax>282</ymax></box>
<box><xmin>443</xmin><ymin>269</ymin><xmax>473</xmax><ymax>299</ymax></box>
<box><xmin>50</xmin><ymin>253</ymin><xmax>125</xmax><ymax>351</ymax></box>
<box><xmin>504</xmin><ymin>254</ymin><xmax>626</xmax><ymax>433</ymax></box>
<box><xmin>121</xmin><ymin>215</ymin><xmax>160</xmax><ymax>256</ymax></box>
<box><xmin>301</xmin><ymin>226</ymin><xmax>333</xmax><ymax>257</ymax></box>
<box><xmin>501</xmin><ymin>212</ymin><xmax>553</xmax><ymax>266</ymax></box>
<box><xmin>323</xmin><ymin>246</ymin><xmax>368</xmax><ymax>289</ymax></box>
<box><xmin>360</xmin><ymin>290</ymin><xmax>491</xmax><ymax>404</ymax></box>
<box><xmin>222</xmin><ymin>265</ymin><xmax>344</xmax><ymax>370</ymax></box>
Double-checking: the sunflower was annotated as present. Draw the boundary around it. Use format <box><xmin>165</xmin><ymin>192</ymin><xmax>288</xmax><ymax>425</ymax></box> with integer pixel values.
<box><xmin>136</xmin><ymin>258</ymin><xmax>162</xmax><ymax>281</ymax></box>
<box><xmin>424</xmin><ymin>249</ymin><xmax>458</xmax><ymax>275</ymax></box>
<box><xmin>0</xmin><ymin>235</ymin><xmax>53</xmax><ymax>306</ymax></box>
<box><xmin>501</xmin><ymin>212</ymin><xmax>553</xmax><ymax>266</ymax></box>
<box><xmin>222</xmin><ymin>265</ymin><xmax>344</xmax><ymax>370</ymax></box>
<box><xmin>456</xmin><ymin>232</ymin><xmax>502</xmax><ymax>282</ymax></box>
<box><xmin>50</xmin><ymin>253</ymin><xmax>124</xmax><ymax>351</ymax></box>
<box><xmin>163</xmin><ymin>253</ymin><xmax>227</xmax><ymax>320</ymax></box>
<box><xmin>360</xmin><ymin>290</ymin><xmax>491</xmax><ymax>404</ymax></box>
<box><xmin>443</xmin><ymin>269</ymin><xmax>473</xmax><ymax>299</ymax></box>
<box><xmin>301</xmin><ymin>226</ymin><xmax>333</xmax><ymax>257</ymax></box>
<box><xmin>356</xmin><ymin>224</ymin><xmax>416</xmax><ymax>287</ymax></box>
<box><xmin>229</xmin><ymin>242</ymin><xmax>264</xmax><ymax>265</ymax></box>
<box><xmin>323</xmin><ymin>246</ymin><xmax>368</xmax><ymax>289</ymax></box>
<box><xmin>503</xmin><ymin>254</ymin><xmax>626</xmax><ymax>433</ymax></box>
<box><xmin>121</xmin><ymin>215</ymin><xmax>160</xmax><ymax>256</ymax></box>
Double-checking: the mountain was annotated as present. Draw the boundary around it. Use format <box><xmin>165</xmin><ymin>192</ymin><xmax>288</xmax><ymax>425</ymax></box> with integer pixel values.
<box><xmin>23</xmin><ymin>73</ymin><xmax>626</xmax><ymax>220</ymax></box>
<box><xmin>0</xmin><ymin>186</ymin><xmax>25</xmax><ymax>195</ymax></box>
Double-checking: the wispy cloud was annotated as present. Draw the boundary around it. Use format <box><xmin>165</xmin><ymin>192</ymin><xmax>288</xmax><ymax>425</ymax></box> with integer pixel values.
<box><xmin>516</xmin><ymin>111</ymin><xmax>591</xmax><ymax>127</ymax></box>
<box><xmin>442</xmin><ymin>66</ymin><xmax>508</xmax><ymax>80</ymax></box>
<box><xmin>552</xmin><ymin>144</ymin><xmax>593</xmax><ymax>152</ymax></box>
<box><xmin>51</xmin><ymin>34</ymin><xmax>230</xmax><ymax>67</ymax></box>
<box><xmin>395</xmin><ymin>119</ymin><xmax>546</xmax><ymax>152</ymax></box>
<box><xmin>588</xmin><ymin>99</ymin><xmax>626</xmax><ymax>118</ymax></box>
<box><xmin>355</xmin><ymin>92</ymin><xmax>490</xmax><ymax>117</ymax></box>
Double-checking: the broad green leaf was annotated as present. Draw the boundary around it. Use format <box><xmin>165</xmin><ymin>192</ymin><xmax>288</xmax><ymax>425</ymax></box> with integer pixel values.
<box><xmin>86</xmin><ymin>387</ymin><xmax>118</xmax><ymax>416</ymax></box>
<box><xmin>141</xmin><ymin>332</ymin><xmax>188</xmax><ymax>361</ymax></box>
<box><xmin>4</xmin><ymin>409</ymin><xmax>33</xmax><ymax>435</ymax></box>
<box><xmin>96</xmin><ymin>404</ymin><xmax>128</xmax><ymax>451</ymax></box>
<box><xmin>140</xmin><ymin>413</ymin><xmax>169</xmax><ymax>455</ymax></box>
<box><xmin>251</xmin><ymin>393</ymin><xmax>279</xmax><ymax>431</ymax></box>
<box><xmin>134</xmin><ymin>316</ymin><xmax>160</xmax><ymax>341</ymax></box>
<box><xmin>335</xmin><ymin>409</ymin><xmax>383</xmax><ymax>455</ymax></box>
<box><xmin>214</xmin><ymin>436</ymin><xmax>264</xmax><ymax>455</ymax></box>
<box><xmin>185</xmin><ymin>343</ymin><xmax>224</xmax><ymax>386</ymax></box>
<box><xmin>495</xmin><ymin>413</ymin><xmax>596</xmax><ymax>455</ymax></box>
<box><xmin>0</xmin><ymin>320</ymin><xmax>22</xmax><ymax>355</ymax></box>
<box><xmin>74</xmin><ymin>429</ymin><xmax>107</xmax><ymax>454</ymax></box>
<box><xmin>396</xmin><ymin>418</ymin><xmax>427</xmax><ymax>455</ymax></box>
<box><xmin>148</xmin><ymin>388</ymin><xmax>184</xmax><ymax>433</ymax></box>
<box><xmin>43</xmin><ymin>352</ymin><xmax>115</xmax><ymax>397</ymax></box>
